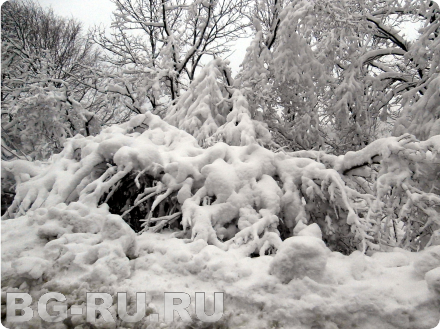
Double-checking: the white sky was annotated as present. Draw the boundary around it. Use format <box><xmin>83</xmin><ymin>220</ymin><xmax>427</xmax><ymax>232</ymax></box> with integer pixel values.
<box><xmin>37</xmin><ymin>0</ymin><xmax>115</xmax><ymax>30</ymax></box>
<box><xmin>36</xmin><ymin>0</ymin><xmax>250</xmax><ymax>75</ymax></box>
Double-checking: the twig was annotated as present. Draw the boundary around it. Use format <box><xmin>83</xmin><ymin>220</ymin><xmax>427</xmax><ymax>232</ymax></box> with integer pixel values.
<box><xmin>142</xmin><ymin>212</ymin><xmax>182</xmax><ymax>223</ymax></box>
<box><xmin>121</xmin><ymin>188</ymin><xmax>160</xmax><ymax>218</ymax></box>
<box><xmin>142</xmin><ymin>212</ymin><xmax>182</xmax><ymax>233</ymax></box>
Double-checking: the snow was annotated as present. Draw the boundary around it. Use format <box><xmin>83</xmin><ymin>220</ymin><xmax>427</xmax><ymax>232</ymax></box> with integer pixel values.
<box><xmin>269</xmin><ymin>236</ymin><xmax>329</xmax><ymax>283</ymax></box>
<box><xmin>2</xmin><ymin>0</ymin><xmax>440</xmax><ymax>326</ymax></box>
<box><xmin>370</xmin><ymin>251</ymin><xmax>410</xmax><ymax>268</ymax></box>
<box><xmin>2</xmin><ymin>111</ymin><xmax>440</xmax><ymax>328</ymax></box>
<box><xmin>414</xmin><ymin>246</ymin><xmax>440</xmax><ymax>276</ymax></box>
<box><xmin>297</xmin><ymin>223</ymin><xmax>323</xmax><ymax>240</ymax></box>
<box><xmin>425</xmin><ymin>267</ymin><xmax>440</xmax><ymax>295</ymax></box>
<box><xmin>2</xmin><ymin>207</ymin><xmax>440</xmax><ymax>328</ymax></box>
<box><xmin>12</xmin><ymin>256</ymin><xmax>51</xmax><ymax>280</ymax></box>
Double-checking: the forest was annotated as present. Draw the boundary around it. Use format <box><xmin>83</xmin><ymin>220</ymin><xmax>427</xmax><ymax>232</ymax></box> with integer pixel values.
<box><xmin>1</xmin><ymin>0</ymin><xmax>440</xmax><ymax>328</ymax></box>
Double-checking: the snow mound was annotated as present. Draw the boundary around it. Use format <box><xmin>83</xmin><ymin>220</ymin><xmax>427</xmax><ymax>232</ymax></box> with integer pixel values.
<box><xmin>414</xmin><ymin>246</ymin><xmax>440</xmax><ymax>276</ymax></box>
<box><xmin>12</xmin><ymin>256</ymin><xmax>50</xmax><ymax>280</ymax></box>
<box><xmin>425</xmin><ymin>267</ymin><xmax>440</xmax><ymax>295</ymax></box>
<box><xmin>2</xmin><ymin>203</ymin><xmax>136</xmax><ymax>290</ymax></box>
<box><xmin>269</xmin><ymin>236</ymin><xmax>329</xmax><ymax>283</ymax></box>
<box><xmin>296</xmin><ymin>222</ymin><xmax>323</xmax><ymax>239</ymax></box>
<box><xmin>2</xmin><ymin>216</ymin><xmax>440</xmax><ymax>328</ymax></box>
<box><xmin>371</xmin><ymin>251</ymin><xmax>410</xmax><ymax>268</ymax></box>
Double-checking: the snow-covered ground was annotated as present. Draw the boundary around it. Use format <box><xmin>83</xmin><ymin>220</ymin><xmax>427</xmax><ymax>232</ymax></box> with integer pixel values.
<box><xmin>2</xmin><ymin>206</ymin><xmax>440</xmax><ymax>328</ymax></box>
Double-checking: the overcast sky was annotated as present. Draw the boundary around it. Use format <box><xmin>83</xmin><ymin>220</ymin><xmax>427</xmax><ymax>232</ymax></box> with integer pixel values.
<box><xmin>37</xmin><ymin>0</ymin><xmax>115</xmax><ymax>30</ymax></box>
<box><xmin>35</xmin><ymin>0</ymin><xmax>250</xmax><ymax>75</ymax></box>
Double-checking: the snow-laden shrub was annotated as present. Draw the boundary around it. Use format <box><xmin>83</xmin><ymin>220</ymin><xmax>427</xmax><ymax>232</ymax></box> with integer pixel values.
<box><xmin>1</xmin><ymin>112</ymin><xmax>365</xmax><ymax>254</ymax></box>
<box><xmin>362</xmin><ymin>135</ymin><xmax>440</xmax><ymax>250</ymax></box>
<box><xmin>4</xmin><ymin>111</ymin><xmax>439</xmax><ymax>255</ymax></box>
<box><xmin>1</xmin><ymin>159</ymin><xmax>43</xmax><ymax>215</ymax></box>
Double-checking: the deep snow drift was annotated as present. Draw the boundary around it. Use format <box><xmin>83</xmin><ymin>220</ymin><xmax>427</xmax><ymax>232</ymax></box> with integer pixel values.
<box><xmin>1</xmin><ymin>113</ymin><xmax>440</xmax><ymax>328</ymax></box>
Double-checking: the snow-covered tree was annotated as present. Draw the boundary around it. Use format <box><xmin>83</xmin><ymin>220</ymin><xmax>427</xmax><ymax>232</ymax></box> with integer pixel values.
<box><xmin>1</xmin><ymin>0</ymin><xmax>102</xmax><ymax>159</ymax></box>
<box><xmin>393</xmin><ymin>1</ymin><xmax>440</xmax><ymax>140</ymax></box>
<box><xmin>164</xmin><ymin>58</ymin><xmax>272</xmax><ymax>147</ymax></box>
<box><xmin>240</xmin><ymin>0</ymin><xmax>440</xmax><ymax>153</ymax></box>
<box><xmin>163</xmin><ymin>59</ymin><xmax>234</xmax><ymax>144</ymax></box>
<box><xmin>91</xmin><ymin>0</ymin><xmax>251</xmax><ymax>114</ymax></box>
